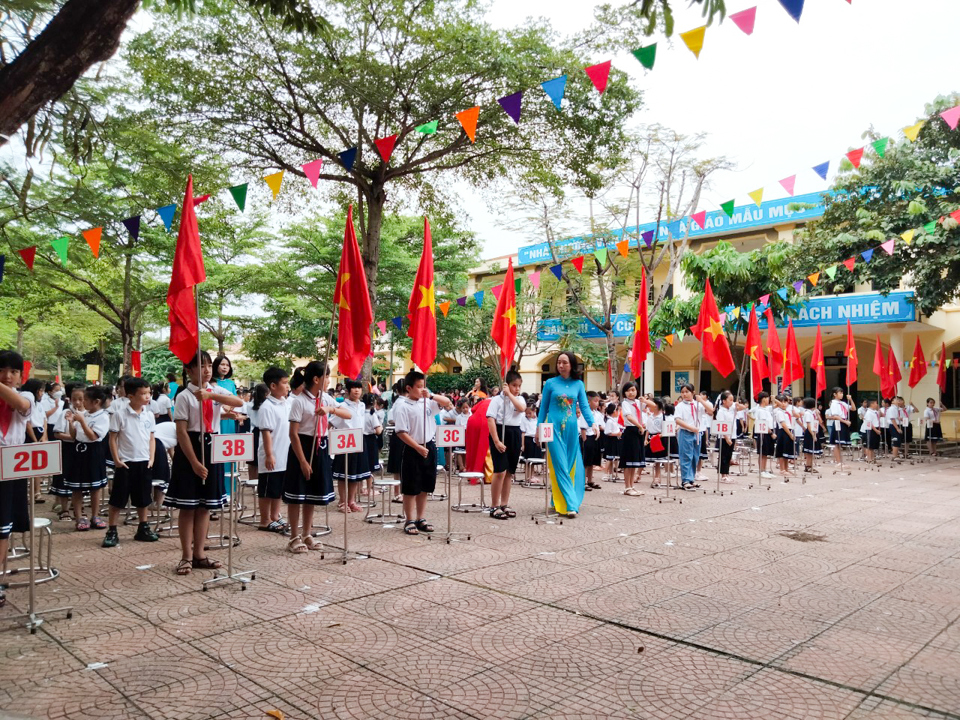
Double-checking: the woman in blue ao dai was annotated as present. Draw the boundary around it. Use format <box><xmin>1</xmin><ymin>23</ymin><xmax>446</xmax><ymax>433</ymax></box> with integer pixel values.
<box><xmin>536</xmin><ymin>352</ymin><xmax>595</xmax><ymax>518</ymax></box>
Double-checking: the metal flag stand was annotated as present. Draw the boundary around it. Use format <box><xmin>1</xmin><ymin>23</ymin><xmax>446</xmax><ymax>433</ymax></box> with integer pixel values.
<box><xmin>532</xmin><ymin>423</ymin><xmax>563</xmax><ymax>523</ymax></box>
<box><xmin>327</xmin><ymin>428</ymin><xmax>369</xmax><ymax>564</ymax></box>
<box><xmin>203</xmin><ymin>434</ymin><xmax>256</xmax><ymax>591</ymax></box>
<box><xmin>753</xmin><ymin>421</ymin><xmax>772</xmax><ymax>491</ymax></box>
<box><xmin>709</xmin><ymin>419</ymin><xmax>733</xmax><ymax>497</ymax></box>
<box><xmin>658</xmin><ymin>418</ymin><xmax>680</xmax><ymax>504</ymax></box>
<box><xmin>1</xmin><ymin>441</ymin><xmax>72</xmax><ymax>633</ymax></box>
<box><xmin>430</xmin><ymin>425</ymin><xmax>470</xmax><ymax>544</ymax></box>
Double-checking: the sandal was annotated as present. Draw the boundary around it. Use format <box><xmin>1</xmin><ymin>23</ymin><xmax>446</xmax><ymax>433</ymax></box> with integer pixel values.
<box><xmin>414</xmin><ymin>519</ymin><xmax>434</xmax><ymax>533</ymax></box>
<box><xmin>91</xmin><ymin>516</ymin><xmax>106</xmax><ymax>530</ymax></box>
<box><xmin>348</xmin><ymin>502</ymin><xmax>362</xmax><ymax>513</ymax></box>
<box><xmin>302</xmin><ymin>536</ymin><xmax>323</xmax><ymax>551</ymax></box>
<box><xmin>587</xmin><ymin>482</ymin><xmax>602</xmax><ymax>490</ymax></box>
<box><xmin>76</xmin><ymin>517</ymin><xmax>90</xmax><ymax>531</ymax></box>
<box><xmin>502</xmin><ymin>506</ymin><xmax>517</xmax><ymax>518</ymax></box>
<box><xmin>176</xmin><ymin>559</ymin><xmax>192</xmax><ymax>575</ymax></box>
<box><xmin>192</xmin><ymin>556</ymin><xmax>223</xmax><ymax>570</ymax></box>
<box><xmin>403</xmin><ymin>521</ymin><xmax>419</xmax><ymax>536</ymax></box>
<box><xmin>490</xmin><ymin>507</ymin><xmax>508</xmax><ymax>520</ymax></box>
<box><xmin>287</xmin><ymin>535</ymin><xmax>308</xmax><ymax>554</ymax></box>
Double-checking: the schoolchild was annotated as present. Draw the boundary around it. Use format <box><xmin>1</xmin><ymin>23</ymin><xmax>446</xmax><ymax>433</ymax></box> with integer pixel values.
<box><xmin>42</xmin><ymin>382</ymin><xmax>63</xmax><ymax>447</ymax></box>
<box><xmin>643</xmin><ymin>398</ymin><xmax>667</xmax><ymax>488</ymax></box>
<box><xmin>880</xmin><ymin>398</ymin><xmax>892</xmax><ymax>454</ymax></box>
<box><xmin>862</xmin><ymin>399</ymin><xmax>882</xmax><ymax>462</ymax></box>
<box><xmin>673</xmin><ymin>384</ymin><xmax>701</xmax><ymax>490</ymax></box>
<box><xmin>393</xmin><ymin>370</ymin><xmax>453</xmax><ymax>535</ymax></box>
<box><xmin>50</xmin><ymin>384</ymin><xmax>84</xmax><ymax>515</ymax></box>
<box><xmin>151</xmin><ymin>382</ymin><xmax>174</xmax><ymax>423</ymax></box>
<box><xmin>256</xmin><ymin>366</ymin><xmax>290</xmax><ymax>533</ymax></box>
<box><xmin>801</xmin><ymin>397</ymin><xmax>822</xmax><ymax>473</ymax></box>
<box><xmin>0</xmin><ymin>351</ymin><xmax>33</xmax><ymax>607</ymax></box>
<box><xmin>886</xmin><ymin>396</ymin><xmax>902</xmax><ymax>461</ymax></box>
<box><xmin>602</xmin><ymin>402</ymin><xmax>622</xmax><ymax>478</ymax></box>
<box><xmin>579</xmin><ymin>392</ymin><xmax>603</xmax><ymax>491</ymax></box>
<box><xmin>385</xmin><ymin>379</ymin><xmax>407</xmax><ymax>502</ymax></box>
<box><xmin>361</xmin><ymin>393</ymin><xmax>384</xmax><ymax>497</ymax></box>
<box><xmin>66</xmin><ymin>386</ymin><xmax>110</xmax><ymax>531</ymax></box>
<box><xmin>486</xmin><ymin>371</ymin><xmax>525</xmax><ymax>518</ymax></box>
<box><xmin>618</xmin><ymin>382</ymin><xmax>645</xmax><ymax>497</ymax></box>
<box><xmin>825</xmin><ymin>387</ymin><xmax>853</xmax><ymax>465</ymax></box>
<box><xmin>694</xmin><ymin>392</ymin><xmax>714</xmax><ymax>480</ymax></box>
<box><xmin>330</xmin><ymin>379</ymin><xmax>371</xmax><ymax>513</ymax></box>
<box><xmin>164</xmin><ymin>351</ymin><xmax>244</xmax><ymax>575</ymax></box>
<box><xmin>284</xmin><ymin>361</ymin><xmax>349</xmax><ymax>553</ymax></box>
<box><xmin>751</xmin><ymin>392</ymin><xmax>776</xmax><ymax>479</ymax></box>
<box><xmin>521</xmin><ymin>405</ymin><xmax>541</xmax><ymax>461</ymax></box>
<box><xmin>898</xmin><ymin>397</ymin><xmax>913</xmax><ymax>458</ymax></box>
<box><xmin>22</xmin><ymin>379</ymin><xmax>47</xmax><ymax>503</ymax></box>
<box><xmin>714</xmin><ymin>391</ymin><xmax>740</xmax><ymax>483</ymax></box>
<box><xmin>245</xmin><ymin>383</ymin><xmax>266</xmax><ymax>485</ymax></box>
<box><xmin>103</xmin><ymin>378</ymin><xmax>160</xmax><ymax>547</ymax></box>
<box><xmin>773</xmin><ymin>395</ymin><xmax>796</xmax><ymax>477</ymax></box>
<box><xmin>792</xmin><ymin>398</ymin><xmax>805</xmax><ymax>459</ymax></box>
<box><xmin>923</xmin><ymin>398</ymin><xmax>945</xmax><ymax>455</ymax></box>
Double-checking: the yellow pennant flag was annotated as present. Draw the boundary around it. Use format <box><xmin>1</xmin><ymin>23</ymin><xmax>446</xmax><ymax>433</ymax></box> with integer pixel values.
<box><xmin>900</xmin><ymin>229</ymin><xmax>914</xmax><ymax>245</ymax></box>
<box><xmin>264</xmin><ymin>171</ymin><xmax>284</xmax><ymax>200</ymax></box>
<box><xmin>680</xmin><ymin>26</ymin><xmax>706</xmax><ymax>59</ymax></box>
<box><xmin>748</xmin><ymin>188</ymin><xmax>764</xmax><ymax>207</ymax></box>
<box><xmin>903</xmin><ymin>120</ymin><xmax>925</xmax><ymax>142</ymax></box>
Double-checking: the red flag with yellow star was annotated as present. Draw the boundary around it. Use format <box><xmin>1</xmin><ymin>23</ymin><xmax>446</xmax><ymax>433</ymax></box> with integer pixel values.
<box><xmin>744</xmin><ymin>305</ymin><xmax>767</xmax><ymax>399</ymax></box>
<box><xmin>491</xmin><ymin>258</ymin><xmax>517</xmax><ymax>377</ymax></box>
<box><xmin>908</xmin><ymin>336</ymin><xmax>926</xmax><ymax>389</ymax></box>
<box><xmin>764</xmin><ymin>307</ymin><xmax>783</xmax><ymax>382</ymax></box>
<box><xmin>811</xmin><ymin>324</ymin><xmax>826</xmax><ymax>397</ymax></box>
<box><xmin>697</xmin><ymin>278</ymin><xmax>735</xmax><ymax>377</ymax></box>
<box><xmin>887</xmin><ymin>346</ymin><xmax>901</xmax><ymax>396</ymax></box>
<box><xmin>629</xmin><ymin>267</ymin><xmax>650</xmax><ymax>378</ymax></box>
<box><xmin>783</xmin><ymin>320</ymin><xmax>804</xmax><ymax>386</ymax></box>
<box><xmin>844</xmin><ymin>319</ymin><xmax>858</xmax><ymax>386</ymax></box>
<box><xmin>407</xmin><ymin>217</ymin><xmax>437</xmax><ymax>371</ymax></box>
<box><xmin>936</xmin><ymin>342</ymin><xmax>947</xmax><ymax>393</ymax></box>
<box><xmin>333</xmin><ymin>205</ymin><xmax>373</xmax><ymax>379</ymax></box>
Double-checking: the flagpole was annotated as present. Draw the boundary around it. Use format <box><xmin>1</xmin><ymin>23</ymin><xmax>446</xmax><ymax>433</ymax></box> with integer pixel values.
<box><xmin>195</xmin><ymin>285</ymin><xmax>205</xmax><ymax>466</ymax></box>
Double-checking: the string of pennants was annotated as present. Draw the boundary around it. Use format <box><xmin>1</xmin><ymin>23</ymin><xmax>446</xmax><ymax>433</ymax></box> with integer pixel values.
<box><xmin>4</xmin><ymin>0</ymin><xmax>866</xmax><ymax>279</ymax></box>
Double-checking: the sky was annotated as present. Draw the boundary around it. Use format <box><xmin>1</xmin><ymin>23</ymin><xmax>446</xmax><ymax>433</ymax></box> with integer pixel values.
<box><xmin>468</xmin><ymin>0</ymin><xmax>960</xmax><ymax>259</ymax></box>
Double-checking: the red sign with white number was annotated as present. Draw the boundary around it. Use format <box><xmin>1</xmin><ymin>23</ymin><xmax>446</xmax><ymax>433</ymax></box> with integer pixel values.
<box><xmin>0</xmin><ymin>441</ymin><xmax>62</xmax><ymax>481</ymax></box>
<box><xmin>538</xmin><ymin>423</ymin><xmax>554</xmax><ymax>443</ymax></box>
<box><xmin>436</xmin><ymin>426</ymin><xmax>464</xmax><ymax>448</ymax></box>
<box><xmin>330</xmin><ymin>427</ymin><xmax>363</xmax><ymax>456</ymax></box>
<box><xmin>211</xmin><ymin>433</ymin><xmax>254</xmax><ymax>464</ymax></box>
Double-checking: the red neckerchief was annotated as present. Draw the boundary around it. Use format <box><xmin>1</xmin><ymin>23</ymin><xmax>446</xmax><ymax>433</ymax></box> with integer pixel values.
<box><xmin>0</xmin><ymin>397</ymin><xmax>12</xmax><ymax>438</ymax></box>
<box><xmin>198</xmin><ymin>385</ymin><xmax>213</xmax><ymax>432</ymax></box>
<box><xmin>312</xmin><ymin>392</ymin><xmax>327</xmax><ymax>446</ymax></box>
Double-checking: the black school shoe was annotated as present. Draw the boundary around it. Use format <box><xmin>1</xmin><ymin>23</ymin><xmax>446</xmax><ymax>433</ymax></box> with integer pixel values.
<box><xmin>102</xmin><ymin>529</ymin><xmax>119</xmax><ymax>548</ymax></box>
<box><xmin>134</xmin><ymin>522</ymin><xmax>160</xmax><ymax>542</ymax></box>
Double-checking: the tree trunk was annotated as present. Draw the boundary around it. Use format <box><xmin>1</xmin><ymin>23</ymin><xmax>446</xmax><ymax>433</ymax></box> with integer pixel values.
<box><xmin>121</xmin><ymin>322</ymin><xmax>133</xmax><ymax>377</ymax></box>
<box><xmin>360</xmin><ymin>183</ymin><xmax>385</xmax><ymax>309</ymax></box>
<box><xmin>16</xmin><ymin>317</ymin><xmax>25</xmax><ymax>353</ymax></box>
<box><xmin>0</xmin><ymin>0</ymin><xmax>139</xmax><ymax>146</ymax></box>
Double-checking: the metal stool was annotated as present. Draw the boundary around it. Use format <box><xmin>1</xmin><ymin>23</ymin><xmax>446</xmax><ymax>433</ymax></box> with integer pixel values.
<box><xmin>453</xmin><ymin>472</ymin><xmax>487</xmax><ymax>512</ymax></box>
<box><xmin>0</xmin><ymin>518</ymin><xmax>60</xmax><ymax>587</ymax></box>
<box><xmin>237</xmin><ymin>476</ymin><xmax>260</xmax><ymax>525</ymax></box>
<box><xmin>429</xmin><ymin>464</ymin><xmax>447</xmax><ymax>501</ymax></box>
<box><xmin>522</xmin><ymin>458</ymin><xmax>546</xmax><ymax>487</ymax></box>
<box><xmin>365</xmin><ymin>478</ymin><xmax>402</xmax><ymax>524</ymax></box>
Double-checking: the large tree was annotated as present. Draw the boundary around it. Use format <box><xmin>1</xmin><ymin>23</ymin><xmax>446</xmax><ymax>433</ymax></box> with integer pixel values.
<box><xmin>124</xmin><ymin>0</ymin><xmax>643</xmax><ymax>313</ymax></box>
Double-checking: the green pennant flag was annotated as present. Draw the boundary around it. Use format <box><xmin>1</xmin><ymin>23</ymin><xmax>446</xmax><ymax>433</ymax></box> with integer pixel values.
<box><xmin>631</xmin><ymin>44</ymin><xmax>656</xmax><ymax>70</ymax></box>
<box><xmin>594</xmin><ymin>247</ymin><xmax>608</xmax><ymax>266</ymax></box>
<box><xmin>871</xmin><ymin>138</ymin><xmax>889</xmax><ymax>158</ymax></box>
<box><xmin>676</xmin><ymin>328</ymin><xmax>686</xmax><ymax>341</ymax></box>
<box><xmin>824</xmin><ymin>265</ymin><xmax>837</xmax><ymax>280</ymax></box>
<box><xmin>229</xmin><ymin>183</ymin><xmax>248</xmax><ymax>212</ymax></box>
<box><xmin>514</xmin><ymin>277</ymin><xmax>522</xmax><ymax>294</ymax></box>
<box><xmin>720</xmin><ymin>200</ymin><xmax>735</xmax><ymax>218</ymax></box>
<box><xmin>51</xmin><ymin>236</ymin><xmax>69</xmax><ymax>266</ymax></box>
<box><xmin>923</xmin><ymin>220</ymin><xmax>937</xmax><ymax>233</ymax></box>
<box><xmin>416</xmin><ymin>120</ymin><xmax>438</xmax><ymax>135</ymax></box>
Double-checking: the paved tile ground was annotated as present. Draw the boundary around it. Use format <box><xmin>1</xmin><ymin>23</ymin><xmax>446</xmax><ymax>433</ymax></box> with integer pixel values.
<box><xmin>2</xmin><ymin>454</ymin><xmax>960</xmax><ymax>719</ymax></box>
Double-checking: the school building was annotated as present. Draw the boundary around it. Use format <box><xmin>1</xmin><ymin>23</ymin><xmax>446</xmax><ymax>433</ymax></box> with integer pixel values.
<box><xmin>382</xmin><ymin>191</ymin><xmax>960</xmax><ymax>438</ymax></box>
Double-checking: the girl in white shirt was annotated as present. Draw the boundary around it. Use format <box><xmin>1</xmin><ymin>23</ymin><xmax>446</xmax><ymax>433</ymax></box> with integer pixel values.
<box><xmin>152</xmin><ymin>383</ymin><xmax>174</xmax><ymax>423</ymax></box>
<box><xmin>618</xmin><ymin>382</ymin><xmax>645</xmax><ymax>497</ymax></box>
<box><xmin>862</xmin><ymin>400</ymin><xmax>882</xmax><ymax>462</ymax></box>
<box><xmin>579</xmin><ymin>392</ymin><xmax>603</xmax><ymax>490</ymax></box>
<box><xmin>602</xmin><ymin>403</ymin><xmax>622</xmax><ymax>479</ymax></box>
<box><xmin>330</xmin><ymin>379</ymin><xmax>371</xmax><ymax>513</ymax></box>
<box><xmin>67</xmin><ymin>386</ymin><xmax>111</xmax><ymax>531</ymax></box>
<box><xmin>773</xmin><ymin>396</ymin><xmax>796</xmax><ymax>477</ymax></box>
<box><xmin>362</xmin><ymin>393</ymin><xmax>383</xmax><ymax>498</ymax></box>
<box><xmin>801</xmin><ymin>397</ymin><xmax>822</xmax><ymax>473</ymax></box>
<box><xmin>714</xmin><ymin>391</ymin><xmax>739</xmax><ymax>483</ymax></box>
<box><xmin>825</xmin><ymin>387</ymin><xmax>854</xmax><ymax>465</ymax></box>
<box><xmin>924</xmin><ymin>397</ymin><xmax>945</xmax><ymax>455</ymax></box>
<box><xmin>751</xmin><ymin>392</ymin><xmax>776</xmax><ymax>478</ymax></box>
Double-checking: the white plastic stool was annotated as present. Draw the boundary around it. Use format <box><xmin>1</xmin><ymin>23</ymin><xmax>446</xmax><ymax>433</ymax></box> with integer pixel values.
<box><xmin>454</xmin><ymin>472</ymin><xmax>487</xmax><ymax>512</ymax></box>
<box><xmin>366</xmin><ymin>479</ymin><xmax>402</xmax><ymax>524</ymax></box>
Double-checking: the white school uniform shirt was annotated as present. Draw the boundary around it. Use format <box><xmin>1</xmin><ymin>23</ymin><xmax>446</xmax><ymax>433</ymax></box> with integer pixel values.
<box><xmin>900</xmin><ymin>405</ymin><xmax>911</xmax><ymax>426</ymax></box>
<box><xmin>774</xmin><ymin>407</ymin><xmax>792</xmax><ymax>432</ymax></box>
<box><xmin>363</xmin><ymin>410</ymin><xmax>382</xmax><ymax>435</ymax></box>
<box><xmin>151</xmin><ymin>394</ymin><xmax>173</xmax><ymax>417</ymax></box>
<box><xmin>715</xmin><ymin>406</ymin><xmax>736</xmax><ymax>437</ymax></box>
<box><xmin>603</xmin><ymin>417</ymin><xmax>621</xmax><ymax>437</ymax></box>
<box><xmin>240</xmin><ymin>401</ymin><xmax>258</xmax><ymax>429</ymax></box>
<box><xmin>330</xmin><ymin>398</ymin><xmax>365</xmax><ymax>432</ymax></box>
<box><xmin>0</xmin><ymin>392</ymin><xmax>33</xmax><ymax>446</ymax></box>
<box><xmin>393</xmin><ymin>396</ymin><xmax>443</xmax><ymax>445</ymax></box>
<box><xmin>154</xmin><ymin>421</ymin><xmax>178</xmax><ymax>450</ymax></box>
<box><xmin>28</xmin><ymin>396</ymin><xmax>45</xmax><ymax>430</ymax></box>
<box><xmin>109</xmin><ymin>402</ymin><xmax>156</xmax><ymax>463</ymax></box>
<box><xmin>577</xmin><ymin>414</ymin><xmax>600</xmax><ymax>437</ymax></box>
<box><xmin>884</xmin><ymin>405</ymin><xmax>901</xmax><ymax>427</ymax></box>
<box><xmin>674</xmin><ymin>400</ymin><xmax>699</xmax><ymax>431</ymax></box>
<box><xmin>751</xmin><ymin>405</ymin><xmax>774</xmax><ymax>432</ymax></box>
<box><xmin>646</xmin><ymin>413</ymin><xmax>663</xmax><ymax>435</ymax></box>
<box><xmin>107</xmin><ymin>396</ymin><xmax>129</xmax><ymax>418</ymax></box>
<box><xmin>791</xmin><ymin>406</ymin><xmax>804</xmax><ymax>434</ymax></box>
<box><xmin>376</xmin><ymin>408</ymin><xmax>386</xmax><ymax>428</ymax></box>
<box><xmin>858</xmin><ymin>406</ymin><xmax>867</xmax><ymax>420</ymax></box>
<box><xmin>879</xmin><ymin>408</ymin><xmax>890</xmax><ymax>428</ymax></box>
<box><xmin>924</xmin><ymin>407</ymin><xmax>941</xmax><ymax>427</ymax></box>
<box><xmin>42</xmin><ymin>394</ymin><xmax>64</xmax><ymax>427</ymax></box>
<box><xmin>453</xmin><ymin>410</ymin><xmax>469</xmax><ymax>427</ymax></box>
<box><xmin>862</xmin><ymin>408</ymin><xmax>880</xmax><ymax>431</ymax></box>
<box><xmin>827</xmin><ymin>399</ymin><xmax>849</xmax><ymax>429</ymax></box>
<box><xmin>75</xmin><ymin>409</ymin><xmax>109</xmax><ymax>443</ymax></box>
<box><xmin>257</xmin><ymin>395</ymin><xmax>291</xmax><ymax>474</ymax></box>
<box><xmin>621</xmin><ymin>398</ymin><xmax>644</xmax><ymax>430</ymax></box>
<box><xmin>288</xmin><ymin>389</ymin><xmax>336</xmax><ymax>438</ymax></box>
<box><xmin>486</xmin><ymin>394</ymin><xmax>526</xmax><ymax>427</ymax></box>
<box><xmin>802</xmin><ymin>409</ymin><xmax>818</xmax><ymax>433</ymax></box>
<box><xmin>53</xmin><ymin>409</ymin><xmax>74</xmax><ymax>442</ymax></box>
<box><xmin>173</xmin><ymin>382</ymin><xmax>231</xmax><ymax>433</ymax></box>
<box><xmin>696</xmin><ymin>401</ymin><xmax>711</xmax><ymax>432</ymax></box>
<box><xmin>520</xmin><ymin>415</ymin><xmax>538</xmax><ymax>437</ymax></box>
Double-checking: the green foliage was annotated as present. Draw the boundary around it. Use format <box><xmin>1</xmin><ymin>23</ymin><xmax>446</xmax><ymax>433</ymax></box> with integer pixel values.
<box><xmin>139</xmin><ymin>348</ymin><xmax>182</xmax><ymax>384</ymax></box>
<box><xmin>796</xmin><ymin>94</ymin><xmax>960</xmax><ymax>317</ymax></box>
<box><xmin>424</xmin><ymin>366</ymin><xmax>501</xmax><ymax>395</ymax></box>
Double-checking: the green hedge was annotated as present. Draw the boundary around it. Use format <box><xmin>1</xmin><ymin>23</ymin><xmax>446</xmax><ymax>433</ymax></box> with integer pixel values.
<box><xmin>425</xmin><ymin>365</ymin><xmax>501</xmax><ymax>394</ymax></box>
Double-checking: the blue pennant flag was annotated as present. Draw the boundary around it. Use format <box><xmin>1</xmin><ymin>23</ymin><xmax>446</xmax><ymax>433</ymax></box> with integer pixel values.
<box><xmin>157</xmin><ymin>204</ymin><xmax>176</xmax><ymax>232</ymax></box>
<box><xmin>861</xmin><ymin>248</ymin><xmax>874</xmax><ymax>263</ymax></box>
<box><xmin>339</xmin><ymin>147</ymin><xmax>358</xmax><ymax>171</ymax></box>
<box><xmin>541</xmin><ymin>75</ymin><xmax>567</xmax><ymax>111</ymax></box>
<box><xmin>122</xmin><ymin>215</ymin><xmax>141</xmax><ymax>240</ymax></box>
<box><xmin>474</xmin><ymin>290</ymin><xmax>485</xmax><ymax>307</ymax></box>
<box><xmin>812</xmin><ymin>161</ymin><xmax>829</xmax><ymax>181</ymax></box>
<box><xmin>550</xmin><ymin>264</ymin><xmax>562</xmax><ymax>280</ymax></box>
<box><xmin>777</xmin><ymin>288</ymin><xmax>788</xmax><ymax>301</ymax></box>
<box><xmin>392</xmin><ymin>316</ymin><xmax>402</xmax><ymax>330</ymax></box>
<box><xmin>0</xmin><ymin>254</ymin><xmax>5</xmax><ymax>284</ymax></box>
<box><xmin>777</xmin><ymin>0</ymin><xmax>804</xmax><ymax>23</ymax></box>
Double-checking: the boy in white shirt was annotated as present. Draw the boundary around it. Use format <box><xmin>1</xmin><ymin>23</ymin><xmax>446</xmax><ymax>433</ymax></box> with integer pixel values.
<box><xmin>104</xmin><ymin>378</ymin><xmax>159</xmax><ymax>547</ymax></box>
<box><xmin>862</xmin><ymin>399</ymin><xmax>882</xmax><ymax>463</ymax></box>
<box><xmin>393</xmin><ymin>370</ymin><xmax>453</xmax><ymax>536</ymax></box>
<box><xmin>885</xmin><ymin>397</ymin><xmax>902</xmax><ymax>461</ymax></box>
<box><xmin>486</xmin><ymin>370</ymin><xmax>525</xmax><ymax>519</ymax></box>
<box><xmin>256</xmin><ymin>367</ymin><xmax>291</xmax><ymax>533</ymax></box>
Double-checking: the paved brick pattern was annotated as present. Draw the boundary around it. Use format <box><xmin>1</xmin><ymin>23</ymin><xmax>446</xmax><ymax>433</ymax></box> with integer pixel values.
<box><xmin>2</xmin><ymin>456</ymin><xmax>960</xmax><ymax>719</ymax></box>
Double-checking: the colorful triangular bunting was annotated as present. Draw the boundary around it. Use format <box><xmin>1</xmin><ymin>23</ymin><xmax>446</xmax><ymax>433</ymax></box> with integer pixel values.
<box><xmin>157</xmin><ymin>204</ymin><xmax>176</xmax><ymax>231</ymax></box>
<box><xmin>940</xmin><ymin>105</ymin><xmax>960</xmax><ymax>131</ymax></box>
<box><xmin>439</xmin><ymin>301</ymin><xmax>450</xmax><ymax>318</ymax></box>
<box><xmin>861</xmin><ymin>248</ymin><xmax>874</xmax><ymax>263</ymax></box>
<box><xmin>497</xmin><ymin>91</ymin><xmax>522</xmax><ymax>124</ymax></box>
<box><xmin>416</xmin><ymin>120</ymin><xmax>439</xmax><ymax>134</ymax></box>
<box><xmin>807</xmin><ymin>271</ymin><xmax>820</xmax><ymax>286</ymax></box>
<box><xmin>376</xmin><ymin>320</ymin><xmax>387</xmax><ymax>334</ymax></box>
<box><xmin>541</xmin><ymin>75</ymin><xmax>567</xmax><ymax>111</ymax></box>
<box><xmin>824</xmin><ymin>265</ymin><xmax>837</xmax><ymax>280</ymax></box>
<box><xmin>842</xmin><ymin>257</ymin><xmax>856</xmax><ymax>271</ymax></box>
<box><xmin>392</xmin><ymin>317</ymin><xmax>403</xmax><ymax>330</ymax></box>
<box><xmin>616</xmin><ymin>240</ymin><xmax>629</xmax><ymax>258</ymax></box>
<box><xmin>571</xmin><ymin>256</ymin><xmax>585</xmax><ymax>273</ymax></box>
<box><xmin>584</xmin><ymin>61</ymin><xmax>612</xmax><ymax>94</ymax></box>
<box><xmin>792</xmin><ymin>280</ymin><xmax>804</xmax><ymax>293</ymax></box>
<box><xmin>529</xmin><ymin>271</ymin><xmax>541</xmax><ymax>289</ymax></box>
<box><xmin>19</xmin><ymin>246</ymin><xmax>36</xmax><ymax>270</ymax></box>
<box><xmin>473</xmin><ymin>290</ymin><xmax>485</xmax><ymax>307</ymax></box>
<box><xmin>903</xmin><ymin>120</ymin><xmax>925</xmax><ymax>142</ymax></box>
<box><xmin>680</xmin><ymin>26</ymin><xmax>706</xmax><ymax>58</ymax></box>
<box><xmin>229</xmin><ymin>183</ymin><xmax>248</xmax><ymax>211</ymax></box>
<box><xmin>455</xmin><ymin>107</ymin><xmax>479</xmax><ymax>143</ymax></box>
<box><xmin>846</xmin><ymin>148</ymin><xmax>864</xmax><ymax>169</ymax></box>
<box><xmin>641</xmin><ymin>230</ymin><xmax>654</xmax><ymax>248</ymax></box>
<box><xmin>302</xmin><ymin>158</ymin><xmax>323</xmax><ymax>187</ymax></box>
<box><xmin>880</xmin><ymin>238</ymin><xmax>895</xmax><ymax>255</ymax></box>
<box><xmin>374</xmin><ymin>135</ymin><xmax>398</xmax><ymax>163</ymax></box>
<box><xmin>901</xmin><ymin>229</ymin><xmax>914</xmax><ymax>245</ymax></box>
<box><xmin>923</xmin><ymin>220</ymin><xmax>937</xmax><ymax>233</ymax></box>
<box><xmin>50</xmin><ymin>237</ymin><xmax>69</xmax><ymax>266</ymax></box>
<box><xmin>82</xmin><ymin>227</ymin><xmax>102</xmax><ymax>258</ymax></box>
<box><xmin>631</xmin><ymin>44</ymin><xmax>656</xmax><ymax>70</ymax></box>
<box><xmin>779</xmin><ymin>175</ymin><xmax>796</xmax><ymax>196</ymax></box>
<box><xmin>263</xmin><ymin>171</ymin><xmax>284</xmax><ymax>199</ymax></box>
<box><xmin>748</xmin><ymin>188</ymin><xmax>763</xmax><ymax>207</ymax></box>
<box><xmin>456</xmin><ymin>296</ymin><xmax>466</xmax><ymax>307</ymax></box>
<box><xmin>594</xmin><ymin>247</ymin><xmax>608</xmax><ymax>266</ymax></box>
<box><xmin>777</xmin><ymin>0</ymin><xmax>804</xmax><ymax>22</ymax></box>
<box><xmin>730</xmin><ymin>6</ymin><xmax>757</xmax><ymax>34</ymax></box>
<box><xmin>720</xmin><ymin>200</ymin><xmax>735</xmax><ymax>218</ymax></box>
<box><xmin>871</xmin><ymin>138</ymin><xmax>889</xmax><ymax>158</ymax></box>
<box><xmin>122</xmin><ymin>215</ymin><xmax>140</xmax><ymax>240</ymax></box>
<box><xmin>777</xmin><ymin>288</ymin><xmax>788</xmax><ymax>301</ymax></box>
<box><xmin>812</xmin><ymin>161</ymin><xmax>830</xmax><ymax>180</ymax></box>
<box><xmin>550</xmin><ymin>264</ymin><xmax>562</xmax><ymax>280</ymax></box>
<box><xmin>338</xmin><ymin>147</ymin><xmax>358</xmax><ymax>171</ymax></box>
<box><xmin>691</xmin><ymin>210</ymin><xmax>706</xmax><ymax>230</ymax></box>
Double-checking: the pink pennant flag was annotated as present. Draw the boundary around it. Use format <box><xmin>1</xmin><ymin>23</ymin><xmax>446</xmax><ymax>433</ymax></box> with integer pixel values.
<box><xmin>729</xmin><ymin>6</ymin><xmax>757</xmax><ymax>35</ymax></box>
<box><xmin>584</xmin><ymin>61</ymin><xmax>612</xmax><ymax>94</ymax></box>
<box><xmin>376</xmin><ymin>320</ymin><xmax>387</xmax><ymax>334</ymax></box>
<box><xmin>302</xmin><ymin>159</ymin><xmax>323</xmax><ymax>188</ymax></box>
<box><xmin>719</xmin><ymin>313</ymin><xmax>727</xmax><ymax>324</ymax></box>
<box><xmin>759</xmin><ymin>293</ymin><xmax>770</xmax><ymax>305</ymax></box>
<box><xmin>779</xmin><ymin>175</ymin><xmax>796</xmax><ymax>196</ymax></box>
<box><xmin>491</xmin><ymin>284</ymin><xmax>503</xmax><ymax>301</ymax></box>
<box><xmin>691</xmin><ymin>210</ymin><xmax>707</xmax><ymax>230</ymax></box>
<box><xmin>941</xmin><ymin>105</ymin><xmax>960</xmax><ymax>130</ymax></box>
<box><xmin>528</xmin><ymin>270</ymin><xmax>541</xmax><ymax>289</ymax></box>
<box><xmin>880</xmin><ymin>238</ymin><xmax>895</xmax><ymax>255</ymax></box>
